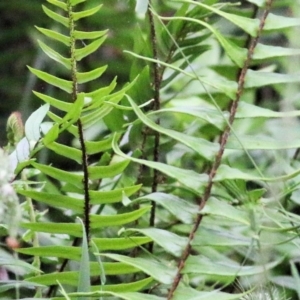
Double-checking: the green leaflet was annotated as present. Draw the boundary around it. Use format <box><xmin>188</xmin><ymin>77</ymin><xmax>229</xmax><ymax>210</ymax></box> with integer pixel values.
<box><xmin>254</xmin><ymin>43</ymin><xmax>300</xmax><ymax>60</ymax></box>
<box><xmin>183</xmin><ymin>255</ymin><xmax>282</xmax><ymax>277</ymax></box>
<box><xmin>77</xmin><ymin>65</ymin><xmax>107</xmax><ymax>84</ymax></box>
<box><xmin>173</xmin><ymin>286</ymin><xmax>245</xmax><ymax>300</ymax></box>
<box><xmin>17</xmin><ymin>190</ymin><xmax>83</xmax><ymax>212</ymax></box>
<box><xmin>85</xmin><ymin>135</ymin><xmax>114</xmax><ymax>154</ymax></box>
<box><xmin>236</xmin><ymin>101</ymin><xmax>300</xmax><ymax>118</ymax></box>
<box><xmin>192</xmin><ymin>226</ymin><xmax>251</xmax><ymax>247</ymax></box>
<box><xmin>264</xmin><ymin>13</ymin><xmax>300</xmax><ymax>31</ymax></box>
<box><xmin>92</xmin><ymin>237</ymin><xmax>151</xmax><ymax>251</ymax></box>
<box><xmin>70</xmin><ymin>0</ymin><xmax>86</xmax><ymax>5</ymax></box>
<box><xmin>112</xmin><ymin>133</ymin><xmax>208</xmax><ymax>194</ymax></box>
<box><xmin>21</xmin><ymin>222</ymin><xmax>82</xmax><ymax>237</ymax></box>
<box><xmin>127</xmin><ymin>95</ymin><xmax>220</xmax><ymax>161</ymax></box>
<box><xmin>53</xmin><ymin>291</ymin><xmax>164</xmax><ymax>300</ymax></box>
<box><xmin>73</xmin><ymin>5</ymin><xmax>102</xmax><ymax>21</ymax></box>
<box><xmin>90</xmin><ymin>206</ymin><xmax>151</xmax><ymax>228</ymax></box>
<box><xmin>75</xmin><ymin>36</ymin><xmax>106</xmax><ymax>61</ymax></box>
<box><xmin>42</xmin><ymin>5</ymin><xmax>69</xmax><ymax>27</ymax></box>
<box><xmin>101</xmin><ymin>254</ymin><xmax>177</xmax><ymax>285</ymax></box>
<box><xmin>136</xmin><ymin>192</ymin><xmax>198</xmax><ymax>224</ymax></box>
<box><xmin>77</xmin><ymin>218</ymin><xmax>91</xmax><ymax>298</ymax></box>
<box><xmin>227</xmin><ymin>134</ymin><xmax>300</xmax><ymax>150</ymax></box>
<box><xmin>45</xmin><ymin>141</ymin><xmax>82</xmax><ymax>163</ymax></box>
<box><xmin>181</xmin><ymin>0</ymin><xmax>260</xmax><ymax>37</ymax></box>
<box><xmin>0</xmin><ymin>257</ymin><xmax>41</xmax><ymax>275</ymax></box>
<box><xmin>124</xmin><ymin>228</ymin><xmax>188</xmax><ymax>257</ymax></box>
<box><xmin>201</xmin><ymin>197</ymin><xmax>250</xmax><ymax>225</ymax></box>
<box><xmin>245</xmin><ymin>69</ymin><xmax>300</xmax><ymax>88</ymax></box>
<box><xmin>124</xmin><ymin>51</ymin><xmax>238</xmax><ymax>99</ymax></box>
<box><xmin>17</xmin><ymin>246</ymin><xmax>81</xmax><ymax>260</ymax></box>
<box><xmin>215</xmin><ymin>164</ymin><xmax>300</xmax><ymax>183</ymax></box>
<box><xmin>28</xmin><ymin>66</ymin><xmax>72</xmax><ymax>93</ymax></box>
<box><xmin>31</xmin><ymin>162</ymin><xmax>84</xmax><ymax>187</ymax></box>
<box><xmin>47</xmin><ymin>0</ymin><xmax>67</xmax><ymax>10</ymax></box>
<box><xmin>153</xmin><ymin>106</ymin><xmax>227</xmax><ymax>130</ymax></box>
<box><xmin>35</xmin><ymin>26</ymin><xmax>70</xmax><ymax>46</ymax></box>
<box><xmin>38</xmin><ymin>40</ymin><xmax>71</xmax><ymax>69</ymax></box>
<box><xmin>33</xmin><ymin>91</ymin><xmax>71</xmax><ymax>112</ymax></box>
<box><xmin>74</xmin><ymin>29</ymin><xmax>108</xmax><ymax>40</ymax></box>
<box><xmin>90</xmin><ymin>185</ymin><xmax>142</xmax><ymax>205</ymax></box>
<box><xmin>88</xmin><ymin>159</ymin><xmax>130</xmax><ymax>180</ymax></box>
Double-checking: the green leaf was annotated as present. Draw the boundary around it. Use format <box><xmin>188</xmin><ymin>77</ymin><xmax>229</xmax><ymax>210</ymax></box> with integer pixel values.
<box><xmin>77</xmin><ymin>218</ymin><xmax>91</xmax><ymax>297</ymax></box>
<box><xmin>42</xmin><ymin>5</ymin><xmax>69</xmax><ymax>27</ymax></box>
<box><xmin>154</xmin><ymin>106</ymin><xmax>226</xmax><ymax>130</ymax></box>
<box><xmin>101</xmin><ymin>254</ymin><xmax>177</xmax><ymax>285</ymax></box>
<box><xmin>27</xmin><ymin>262</ymin><xmax>139</xmax><ymax>285</ymax></box>
<box><xmin>182</xmin><ymin>0</ymin><xmax>260</xmax><ymax>37</ymax></box>
<box><xmin>254</xmin><ymin>43</ymin><xmax>300</xmax><ymax>60</ymax></box>
<box><xmin>77</xmin><ymin>66</ymin><xmax>107</xmax><ymax>84</ymax></box>
<box><xmin>35</xmin><ymin>26</ymin><xmax>70</xmax><ymax>46</ymax></box>
<box><xmin>85</xmin><ymin>135</ymin><xmax>114</xmax><ymax>154</ymax></box>
<box><xmin>48</xmin><ymin>111</ymin><xmax>78</xmax><ymax>137</ymax></box>
<box><xmin>47</xmin><ymin>0</ymin><xmax>67</xmax><ymax>10</ymax></box>
<box><xmin>183</xmin><ymin>256</ymin><xmax>282</xmax><ymax>277</ymax></box>
<box><xmin>112</xmin><ymin>134</ymin><xmax>208</xmax><ymax>194</ymax></box>
<box><xmin>46</xmin><ymin>142</ymin><xmax>82</xmax><ymax>163</ymax></box>
<box><xmin>192</xmin><ymin>226</ymin><xmax>251</xmax><ymax>247</ymax></box>
<box><xmin>201</xmin><ymin>197</ymin><xmax>250</xmax><ymax>225</ymax></box>
<box><xmin>37</xmin><ymin>40</ymin><xmax>71</xmax><ymax>69</ymax></box>
<box><xmin>74</xmin><ymin>29</ymin><xmax>108</xmax><ymax>40</ymax></box>
<box><xmin>73</xmin><ymin>5</ymin><xmax>102</xmax><ymax>20</ymax></box>
<box><xmin>124</xmin><ymin>228</ymin><xmax>188</xmax><ymax>257</ymax></box>
<box><xmin>21</xmin><ymin>222</ymin><xmax>82</xmax><ymax>237</ymax></box>
<box><xmin>245</xmin><ymin>69</ymin><xmax>300</xmax><ymax>88</ymax></box>
<box><xmin>88</xmin><ymin>159</ymin><xmax>130</xmax><ymax>180</ymax></box>
<box><xmin>90</xmin><ymin>206</ymin><xmax>151</xmax><ymax>228</ymax></box>
<box><xmin>174</xmin><ymin>286</ymin><xmax>245</xmax><ymax>300</ymax></box>
<box><xmin>70</xmin><ymin>0</ymin><xmax>86</xmax><ymax>5</ymax></box>
<box><xmin>227</xmin><ymin>134</ymin><xmax>300</xmax><ymax>150</ymax></box>
<box><xmin>17</xmin><ymin>246</ymin><xmax>81</xmax><ymax>260</ymax></box>
<box><xmin>236</xmin><ymin>101</ymin><xmax>300</xmax><ymax>119</ymax></box>
<box><xmin>0</xmin><ymin>257</ymin><xmax>41</xmax><ymax>274</ymax></box>
<box><xmin>91</xmin><ymin>277</ymin><xmax>153</xmax><ymax>293</ymax></box>
<box><xmin>127</xmin><ymin>96</ymin><xmax>219</xmax><ymax>161</ymax></box>
<box><xmin>0</xmin><ymin>281</ymin><xmax>45</xmax><ymax>293</ymax></box>
<box><xmin>136</xmin><ymin>193</ymin><xmax>198</xmax><ymax>224</ymax></box>
<box><xmin>92</xmin><ymin>237</ymin><xmax>151</xmax><ymax>251</ymax></box>
<box><xmin>33</xmin><ymin>91</ymin><xmax>71</xmax><ymax>112</ymax></box>
<box><xmin>28</xmin><ymin>66</ymin><xmax>72</xmax><ymax>93</ymax></box>
<box><xmin>264</xmin><ymin>13</ymin><xmax>300</xmax><ymax>31</ymax></box>
<box><xmin>17</xmin><ymin>190</ymin><xmax>83</xmax><ymax>212</ymax></box>
<box><xmin>90</xmin><ymin>185</ymin><xmax>141</xmax><ymax>205</ymax></box>
<box><xmin>31</xmin><ymin>162</ymin><xmax>84</xmax><ymax>187</ymax></box>
<box><xmin>25</xmin><ymin>104</ymin><xmax>50</xmax><ymax>145</ymax></box>
<box><xmin>75</xmin><ymin>36</ymin><xmax>106</xmax><ymax>61</ymax></box>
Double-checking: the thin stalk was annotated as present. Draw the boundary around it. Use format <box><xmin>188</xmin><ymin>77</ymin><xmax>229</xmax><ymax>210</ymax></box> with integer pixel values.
<box><xmin>147</xmin><ymin>1</ymin><xmax>161</xmax><ymax>253</ymax></box>
<box><xmin>67</xmin><ymin>0</ymin><xmax>90</xmax><ymax>240</ymax></box>
<box><xmin>167</xmin><ymin>1</ymin><xmax>274</xmax><ymax>298</ymax></box>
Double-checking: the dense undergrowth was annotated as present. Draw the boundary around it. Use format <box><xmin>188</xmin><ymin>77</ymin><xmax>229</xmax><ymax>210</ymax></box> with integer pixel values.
<box><xmin>1</xmin><ymin>0</ymin><xmax>300</xmax><ymax>299</ymax></box>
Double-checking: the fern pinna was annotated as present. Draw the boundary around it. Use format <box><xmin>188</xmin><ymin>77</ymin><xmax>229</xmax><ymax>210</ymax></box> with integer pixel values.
<box><xmin>3</xmin><ymin>0</ymin><xmax>300</xmax><ymax>299</ymax></box>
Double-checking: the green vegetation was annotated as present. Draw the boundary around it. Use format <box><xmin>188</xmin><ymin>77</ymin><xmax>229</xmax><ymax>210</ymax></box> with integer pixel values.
<box><xmin>1</xmin><ymin>0</ymin><xmax>300</xmax><ymax>299</ymax></box>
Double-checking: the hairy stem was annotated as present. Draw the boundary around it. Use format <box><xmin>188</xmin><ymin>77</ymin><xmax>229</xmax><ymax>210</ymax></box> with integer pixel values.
<box><xmin>167</xmin><ymin>1</ymin><xmax>274</xmax><ymax>298</ymax></box>
<box><xmin>148</xmin><ymin>1</ymin><xmax>161</xmax><ymax>253</ymax></box>
<box><xmin>67</xmin><ymin>0</ymin><xmax>90</xmax><ymax>239</ymax></box>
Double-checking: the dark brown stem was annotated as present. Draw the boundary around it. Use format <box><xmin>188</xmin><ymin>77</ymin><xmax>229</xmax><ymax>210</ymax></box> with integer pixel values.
<box><xmin>147</xmin><ymin>1</ymin><xmax>161</xmax><ymax>253</ymax></box>
<box><xmin>167</xmin><ymin>1</ymin><xmax>274</xmax><ymax>298</ymax></box>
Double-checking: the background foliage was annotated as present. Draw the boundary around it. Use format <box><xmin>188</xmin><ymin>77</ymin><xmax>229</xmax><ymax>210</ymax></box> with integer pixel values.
<box><xmin>1</xmin><ymin>0</ymin><xmax>300</xmax><ymax>299</ymax></box>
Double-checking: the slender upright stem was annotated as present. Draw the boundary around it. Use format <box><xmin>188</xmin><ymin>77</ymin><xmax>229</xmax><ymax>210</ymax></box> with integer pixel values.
<box><xmin>148</xmin><ymin>1</ymin><xmax>161</xmax><ymax>252</ymax></box>
<box><xmin>67</xmin><ymin>0</ymin><xmax>90</xmax><ymax>239</ymax></box>
<box><xmin>167</xmin><ymin>1</ymin><xmax>274</xmax><ymax>298</ymax></box>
